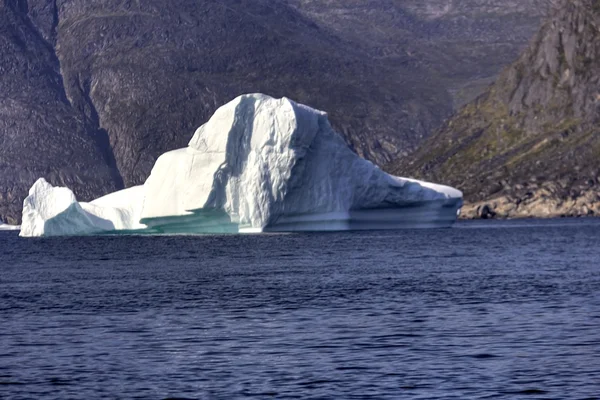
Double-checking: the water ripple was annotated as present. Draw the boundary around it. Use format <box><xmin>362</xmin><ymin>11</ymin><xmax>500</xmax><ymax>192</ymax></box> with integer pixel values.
<box><xmin>1</xmin><ymin>219</ymin><xmax>600</xmax><ymax>398</ymax></box>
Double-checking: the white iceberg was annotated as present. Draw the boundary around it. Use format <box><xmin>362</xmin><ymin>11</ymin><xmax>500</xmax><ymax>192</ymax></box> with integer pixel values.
<box><xmin>19</xmin><ymin>179</ymin><xmax>146</xmax><ymax>237</ymax></box>
<box><xmin>20</xmin><ymin>94</ymin><xmax>462</xmax><ymax>237</ymax></box>
<box><xmin>0</xmin><ymin>222</ymin><xmax>20</xmax><ymax>231</ymax></box>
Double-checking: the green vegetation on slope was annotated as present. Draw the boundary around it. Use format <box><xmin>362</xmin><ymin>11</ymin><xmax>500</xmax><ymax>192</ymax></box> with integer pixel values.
<box><xmin>389</xmin><ymin>0</ymin><xmax>600</xmax><ymax>217</ymax></box>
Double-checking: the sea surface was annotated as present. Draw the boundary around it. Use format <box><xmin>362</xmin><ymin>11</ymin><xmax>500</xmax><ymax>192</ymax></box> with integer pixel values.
<box><xmin>1</xmin><ymin>219</ymin><xmax>599</xmax><ymax>399</ymax></box>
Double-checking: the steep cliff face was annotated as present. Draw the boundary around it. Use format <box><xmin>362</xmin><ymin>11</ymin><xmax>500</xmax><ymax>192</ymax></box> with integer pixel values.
<box><xmin>0</xmin><ymin>1</ymin><xmax>121</xmax><ymax>224</ymax></box>
<box><xmin>392</xmin><ymin>0</ymin><xmax>600</xmax><ymax>218</ymax></box>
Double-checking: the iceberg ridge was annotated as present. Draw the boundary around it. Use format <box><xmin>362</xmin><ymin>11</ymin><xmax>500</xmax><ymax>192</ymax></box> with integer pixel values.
<box><xmin>20</xmin><ymin>94</ymin><xmax>462</xmax><ymax>237</ymax></box>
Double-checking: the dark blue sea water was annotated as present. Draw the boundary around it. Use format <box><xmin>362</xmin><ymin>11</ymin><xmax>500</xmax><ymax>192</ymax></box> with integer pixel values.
<box><xmin>1</xmin><ymin>219</ymin><xmax>600</xmax><ymax>399</ymax></box>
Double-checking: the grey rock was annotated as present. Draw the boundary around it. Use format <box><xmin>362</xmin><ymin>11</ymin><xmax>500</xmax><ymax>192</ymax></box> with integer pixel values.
<box><xmin>0</xmin><ymin>1</ymin><xmax>121</xmax><ymax>224</ymax></box>
<box><xmin>390</xmin><ymin>0</ymin><xmax>600</xmax><ymax>219</ymax></box>
<box><xmin>478</xmin><ymin>204</ymin><xmax>497</xmax><ymax>219</ymax></box>
<box><xmin>286</xmin><ymin>0</ymin><xmax>550</xmax><ymax>108</ymax></box>
<box><xmin>0</xmin><ymin>0</ymin><xmax>549</xmax><ymax>223</ymax></box>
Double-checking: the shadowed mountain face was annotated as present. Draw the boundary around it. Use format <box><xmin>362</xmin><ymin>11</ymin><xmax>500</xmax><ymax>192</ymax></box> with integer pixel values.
<box><xmin>0</xmin><ymin>1</ymin><xmax>122</xmax><ymax>224</ymax></box>
<box><xmin>391</xmin><ymin>0</ymin><xmax>600</xmax><ymax>218</ymax></box>
<box><xmin>0</xmin><ymin>0</ymin><xmax>548</xmax><ymax>224</ymax></box>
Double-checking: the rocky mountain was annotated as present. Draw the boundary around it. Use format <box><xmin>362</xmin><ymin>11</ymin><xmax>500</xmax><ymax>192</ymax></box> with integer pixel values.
<box><xmin>0</xmin><ymin>1</ymin><xmax>122</xmax><ymax>224</ymax></box>
<box><xmin>0</xmin><ymin>0</ymin><xmax>449</xmax><ymax>224</ymax></box>
<box><xmin>0</xmin><ymin>0</ymin><xmax>548</xmax><ymax>224</ymax></box>
<box><xmin>285</xmin><ymin>0</ymin><xmax>549</xmax><ymax>108</ymax></box>
<box><xmin>391</xmin><ymin>0</ymin><xmax>600</xmax><ymax>218</ymax></box>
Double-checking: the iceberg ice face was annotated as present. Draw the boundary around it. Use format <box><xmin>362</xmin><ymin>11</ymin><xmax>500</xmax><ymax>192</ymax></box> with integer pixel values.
<box><xmin>85</xmin><ymin>185</ymin><xmax>146</xmax><ymax>231</ymax></box>
<box><xmin>141</xmin><ymin>94</ymin><xmax>462</xmax><ymax>232</ymax></box>
<box><xmin>0</xmin><ymin>223</ymin><xmax>20</xmax><ymax>231</ymax></box>
<box><xmin>19</xmin><ymin>179</ymin><xmax>146</xmax><ymax>237</ymax></box>
<box><xmin>142</xmin><ymin>95</ymin><xmax>323</xmax><ymax>228</ymax></box>
<box><xmin>20</xmin><ymin>94</ymin><xmax>463</xmax><ymax>237</ymax></box>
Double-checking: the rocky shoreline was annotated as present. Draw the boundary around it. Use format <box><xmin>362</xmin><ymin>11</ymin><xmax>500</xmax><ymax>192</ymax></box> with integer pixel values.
<box><xmin>460</xmin><ymin>185</ymin><xmax>600</xmax><ymax>219</ymax></box>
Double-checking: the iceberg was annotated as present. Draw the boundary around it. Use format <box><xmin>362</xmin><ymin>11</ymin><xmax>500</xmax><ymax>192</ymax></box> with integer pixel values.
<box><xmin>20</xmin><ymin>94</ymin><xmax>462</xmax><ymax>237</ymax></box>
<box><xmin>0</xmin><ymin>222</ymin><xmax>20</xmax><ymax>231</ymax></box>
<box><xmin>19</xmin><ymin>179</ymin><xmax>146</xmax><ymax>237</ymax></box>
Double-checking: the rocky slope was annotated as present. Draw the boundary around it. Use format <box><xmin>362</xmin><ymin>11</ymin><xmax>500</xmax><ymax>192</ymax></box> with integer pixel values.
<box><xmin>0</xmin><ymin>0</ymin><xmax>548</xmax><ymax>223</ymax></box>
<box><xmin>0</xmin><ymin>0</ymin><xmax>451</xmax><ymax>223</ymax></box>
<box><xmin>391</xmin><ymin>0</ymin><xmax>600</xmax><ymax>219</ymax></box>
<box><xmin>0</xmin><ymin>1</ymin><xmax>121</xmax><ymax>224</ymax></box>
<box><xmin>285</xmin><ymin>0</ymin><xmax>549</xmax><ymax>108</ymax></box>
